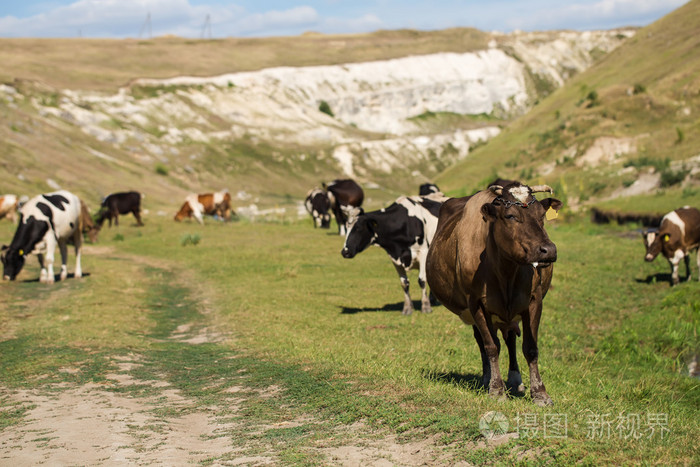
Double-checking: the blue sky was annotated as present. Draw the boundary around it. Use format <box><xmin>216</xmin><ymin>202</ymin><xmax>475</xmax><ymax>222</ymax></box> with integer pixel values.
<box><xmin>0</xmin><ymin>0</ymin><xmax>689</xmax><ymax>39</ymax></box>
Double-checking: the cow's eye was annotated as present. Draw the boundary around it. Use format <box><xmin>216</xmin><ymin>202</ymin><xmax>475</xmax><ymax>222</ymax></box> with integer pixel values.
<box><xmin>505</xmin><ymin>213</ymin><xmax>516</xmax><ymax>220</ymax></box>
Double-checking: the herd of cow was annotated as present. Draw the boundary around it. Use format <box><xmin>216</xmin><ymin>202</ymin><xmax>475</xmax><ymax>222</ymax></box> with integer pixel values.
<box><xmin>0</xmin><ymin>179</ymin><xmax>698</xmax><ymax>405</ymax></box>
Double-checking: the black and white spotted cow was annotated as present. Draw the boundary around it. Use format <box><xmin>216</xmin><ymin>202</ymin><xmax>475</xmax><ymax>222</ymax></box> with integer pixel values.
<box><xmin>304</xmin><ymin>188</ymin><xmax>332</xmax><ymax>229</ymax></box>
<box><xmin>643</xmin><ymin>206</ymin><xmax>700</xmax><ymax>285</ymax></box>
<box><xmin>341</xmin><ymin>194</ymin><xmax>446</xmax><ymax>315</ymax></box>
<box><xmin>419</xmin><ymin>183</ymin><xmax>441</xmax><ymax>196</ymax></box>
<box><xmin>2</xmin><ymin>190</ymin><xmax>84</xmax><ymax>283</ymax></box>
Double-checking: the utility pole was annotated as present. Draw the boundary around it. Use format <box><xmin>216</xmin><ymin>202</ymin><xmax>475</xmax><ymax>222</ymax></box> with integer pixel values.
<box><xmin>139</xmin><ymin>12</ymin><xmax>152</xmax><ymax>39</ymax></box>
<box><xmin>200</xmin><ymin>14</ymin><xmax>212</xmax><ymax>39</ymax></box>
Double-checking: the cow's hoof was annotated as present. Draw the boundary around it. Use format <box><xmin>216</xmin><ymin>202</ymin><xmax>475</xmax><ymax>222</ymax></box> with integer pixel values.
<box><xmin>402</xmin><ymin>308</ymin><xmax>414</xmax><ymax>316</ymax></box>
<box><xmin>507</xmin><ymin>370</ymin><xmax>525</xmax><ymax>394</ymax></box>
<box><xmin>421</xmin><ymin>305</ymin><xmax>433</xmax><ymax>314</ymax></box>
<box><xmin>532</xmin><ymin>393</ymin><xmax>554</xmax><ymax>407</ymax></box>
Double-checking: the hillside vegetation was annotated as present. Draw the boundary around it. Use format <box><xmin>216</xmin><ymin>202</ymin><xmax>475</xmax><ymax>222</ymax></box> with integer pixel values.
<box><xmin>438</xmin><ymin>0</ymin><xmax>700</xmax><ymax>214</ymax></box>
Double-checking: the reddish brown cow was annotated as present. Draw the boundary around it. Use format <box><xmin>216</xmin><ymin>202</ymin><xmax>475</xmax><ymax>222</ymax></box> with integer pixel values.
<box><xmin>643</xmin><ymin>206</ymin><xmax>700</xmax><ymax>285</ymax></box>
<box><xmin>174</xmin><ymin>191</ymin><xmax>233</xmax><ymax>224</ymax></box>
<box><xmin>0</xmin><ymin>195</ymin><xmax>18</xmax><ymax>222</ymax></box>
<box><xmin>80</xmin><ymin>200</ymin><xmax>100</xmax><ymax>243</ymax></box>
<box><xmin>426</xmin><ymin>181</ymin><xmax>562</xmax><ymax>406</ymax></box>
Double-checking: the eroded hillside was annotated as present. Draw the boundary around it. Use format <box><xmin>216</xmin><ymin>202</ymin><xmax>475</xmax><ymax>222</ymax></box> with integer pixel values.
<box><xmin>0</xmin><ymin>28</ymin><xmax>631</xmax><ymax>217</ymax></box>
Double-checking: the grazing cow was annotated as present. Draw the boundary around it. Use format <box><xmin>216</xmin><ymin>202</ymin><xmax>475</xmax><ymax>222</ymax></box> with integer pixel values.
<box><xmin>341</xmin><ymin>194</ymin><xmax>445</xmax><ymax>315</ymax></box>
<box><xmin>419</xmin><ymin>183</ymin><xmax>441</xmax><ymax>196</ymax></box>
<box><xmin>323</xmin><ymin>179</ymin><xmax>364</xmax><ymax>235</ymax></box>
<box><xmin>304</xmin><ymin>188</ymin><xmax>331</xmax><ymax>229</ymax></box>
<box><xmin>426</xmin><ymin>181</ymin><xmax>562</xmax><ymax>405</ymax></box>
<box><xmin>174</xmin><ymin>190</ymin><xmax>233</xmax><ymax>224</ymax></box>
<box><xmin>1</xmin><ymin>190</ymin><xmax>85</xmax><ymax>283</ymax></box>
<box><xmin>96</xmin><ymin>191</ymin><xmax>144</xmax><ymax>228</ymax></box>
<box><xmin>0</xmin><ymin>195</ymin><xmax>19</xmax><ymax>222</ymax></box>
<box><xmin>642</xmin><ymin>206</ymin><xmax>700</xmax><ymax>285</ymax></box>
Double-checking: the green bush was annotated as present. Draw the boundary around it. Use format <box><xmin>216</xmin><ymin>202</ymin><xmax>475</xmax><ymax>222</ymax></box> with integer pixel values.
<box><xmin>318</xmin><ymin>100</ymin><xmax>334</xmax><ymax>117</ymax></box>
<box><xmin>633</xmin><ymin>83</ymin><xmax>646</xmax><ymax>94</ymax></box>
<box><xmin>660</xmin><ymin>168</ymin><xmax>689</xmax><ymax>187</ymax></box>
<box><xmin>155</xmin><ymin>164</ymin><xmax>168</xmax><ymax>176</ymax></box>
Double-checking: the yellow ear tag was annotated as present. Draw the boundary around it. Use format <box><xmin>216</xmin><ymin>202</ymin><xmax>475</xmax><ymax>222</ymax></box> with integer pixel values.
<box><xmin>546</xmin><ymin>207</ymin><xmax>559</xmax><ymax>220</ymax></box>
<box><xmin>18</xmin><ymin>249</ymin><xmax>23</xmax><ymax>256</ymax></box>
<box><xmin>663</xmin><ymin>234</ymin><xmax>670</xmax><ymax>242</ymax></box>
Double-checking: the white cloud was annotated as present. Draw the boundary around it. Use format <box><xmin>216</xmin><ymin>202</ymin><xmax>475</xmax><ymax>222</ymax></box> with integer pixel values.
<box><xmin>505</xmin><ymin>0</ymin><xmax>689</xmax><ymax>30</ymax></box>
<box><xmin>233</xmin><ymin>6</ymin><xmax>319</xmax><ymax>35</ymax></box>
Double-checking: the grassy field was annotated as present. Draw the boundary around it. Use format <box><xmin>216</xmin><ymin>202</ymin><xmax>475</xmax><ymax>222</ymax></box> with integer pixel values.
<box><xmin>0</xmin><ymin>213</ymin><xmax>697</xmax><ymax>464</ymax></box>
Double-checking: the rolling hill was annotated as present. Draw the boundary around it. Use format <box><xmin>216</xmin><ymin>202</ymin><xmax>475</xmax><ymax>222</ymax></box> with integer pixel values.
<box><xmin>437</xmin><ymin>0</ymin><xmax>700</xmax><ymax>215</ymax></box>
<box><xmin>0</xmin><ymin>21</ymin><xmax>650</xmax><ymax>219</ymax></box>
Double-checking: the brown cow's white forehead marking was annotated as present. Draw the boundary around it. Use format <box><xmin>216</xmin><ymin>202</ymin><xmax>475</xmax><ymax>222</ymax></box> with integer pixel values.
<box><xmin>509</xmin><ymin>186</ymin><xmax>531</xmax><ymax>204</ymax></box>
<box><xmin>645</xmin><ymin>231</ymin><xmax>657</xmax><ymax>246</ymax></box>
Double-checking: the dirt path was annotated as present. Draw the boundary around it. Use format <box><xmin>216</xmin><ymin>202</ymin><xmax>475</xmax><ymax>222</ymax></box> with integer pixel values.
<box><xmin>0</xmin><ymin>247</ymin><xmax>463</xmax><ymax>466</ymax></box>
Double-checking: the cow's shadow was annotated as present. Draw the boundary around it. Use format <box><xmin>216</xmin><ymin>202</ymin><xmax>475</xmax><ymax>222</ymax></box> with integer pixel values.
<box><xmin>340</xmin><ymin>300</ymin><xmax>421</xmax><ymax>314</ymax></box>
<box><xmin>422</xmin><ymin>368</ymin><xmax>526</xmax><ymax>398</ymax></box>
<box><xmin>22</xmin><ymin>272</ymin><xmax>91</xmax><ymax>283</ymax></box>
<box><xmin>635</xmin><ymin>272</ymin><xmax>674</xmax><ymax>285</ymax></box>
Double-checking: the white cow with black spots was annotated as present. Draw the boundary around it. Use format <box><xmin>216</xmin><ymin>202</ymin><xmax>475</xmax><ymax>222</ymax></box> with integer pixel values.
<box><xmin>643</xmin><ymin>206</ymin><xmax>700</xmax><ymax>285</ymax></box>
<box><xmin>340</xmin><ymin>194</ymin><xmax>446</xmax><ymax>315</ymax></box>
<box><xmin>2</xmin><ymin>190</ymin><xmax>84</xmax><ymax>283</ymax></box>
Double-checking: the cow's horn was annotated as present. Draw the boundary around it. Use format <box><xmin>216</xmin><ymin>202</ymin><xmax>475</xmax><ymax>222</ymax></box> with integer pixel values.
<box><xmin>489</xmin><ymin>185</ymin><xmax>503</xmax><ymax>196</ymax></box>
<box><xmin>530</xmin><ymin>185</ymin><xmax>554</xmax><ymax>194</ymax></box>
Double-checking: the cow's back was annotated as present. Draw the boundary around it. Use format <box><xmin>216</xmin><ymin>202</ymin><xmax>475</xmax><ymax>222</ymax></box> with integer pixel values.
<box><xmin>22</xmin><ymin>191</ymin><xmax>81</xmax><ymax>238</ymax></box>
<box><xmin>678</xmin><ymin>207</ymin><xmax>700</xmax><ymax>245</ymax></box>
<box><xmin>427</xmin><ymin>191</ymin><xmax>491</xmax><ymax>315</ymax></box>
<box><xmin>326</xmin><ymin>179</ymin><xmax>363</xmax><ymax>207</ymax></box>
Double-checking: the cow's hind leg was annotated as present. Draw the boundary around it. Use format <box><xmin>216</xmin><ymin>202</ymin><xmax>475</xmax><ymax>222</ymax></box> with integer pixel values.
<box><xmin>669</xmin><ymin>250</ymin><xmax>684</xmax><ymax>285</ymax></box>
<box><xmin>134</xmin><ymin>209</ymin><xmax>144</xmax><ymax>226</ymax></box>
<box><xmin>684</xmin><ymin>253</ymin><xmax>691</xmax><ymax>282</ymax></box>
<box><xmin>472</xmin><ymin>325</ymin><xmax>491</xmax><ymax>389</ymax></box>
<box><xmin>58</xmin><ymin>241</ymin><xmax>69</xmax><ymax>281</ymax></box>
<box><xmin>37</xmin><ymin>253</ymin><xmax>48</xmax><ymax>283</ymax></box>
<box><xmin>503</xmin><ymin>326</ymin><xmax>524</xmax><ymax>393</ymax></box>
<box><xmin>73</xmin><ymin>227</ymin><xmax>82</xmax><ymax>279</ymax></box>
<box><xmin>393</xmin><ymin>263</ymin><xmax>414</xmax><ymax>315</ymax></box>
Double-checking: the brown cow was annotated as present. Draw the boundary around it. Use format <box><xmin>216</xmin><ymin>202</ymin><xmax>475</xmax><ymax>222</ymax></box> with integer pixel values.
<box><xmin>643</xmin><ymin>206</ymin><xmax>700</xmax><ymax>285</ymax></box>
<box><xmin>323</xmin><ymin>179</ymin><xmax>364</xmax><ymax>235</ymax></box>
<box><xmin>426</xmin><ymin>181</ymin><xmax>562</xmax><ymax>406</ymax></box>
<box><xmin>174</xmin><ymin>190</ymin><xmax>233</xmax><ymax>224</ymax></box>
<box><xmin>80</xmin><ymin>200</ymin><xmax>100</xmax><ymax>243</ymax></box>
<box><xmin>0</xmin><ymin>195</ymin><xmax>18</xmax><ymax>222</ymax></box>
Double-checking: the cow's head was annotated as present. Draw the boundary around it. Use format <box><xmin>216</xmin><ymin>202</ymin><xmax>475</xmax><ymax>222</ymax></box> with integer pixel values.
<box><xmin>481</xmin><ymin>182</ymin><xmax>562</xmax><ymax>267</ymax></box>
<box><xmin>642</xmin><ymin>228</ymin><xmax>663</xmax><ymax>262</ymax></box>
<box><xmin>340</xmin><ymin>208</ymin><xmax>371</xmax><ymax>258</ymax></box>
<box><xmin>1</xmin><ymin>245</ymin><xmax>26</xmax><ymax>281</ymax></box>
<box><xmin>305</xmin><ymin>191</ymin><xmax>331</xmax><ymax>229</ymax></box>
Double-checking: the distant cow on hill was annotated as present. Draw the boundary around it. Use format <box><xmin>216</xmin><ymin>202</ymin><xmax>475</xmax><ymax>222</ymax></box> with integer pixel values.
<box><xmin>2</xmin><ymin>190</ymin><xmax>85</xmax><ymax>283</ymax></box>
<box><xmin>324</xmin><ymin>179</ymin><xmax>364</xmax><ymax>235</ymax></box>
<box><xmin>174</xmin><ymin>190</ymin><xmax>233</xmax><ymax>224</ymax></box>
<box><xmin>96</xmin><ymin>191</ymin><xmax>144</xmax><ymax>228</ymax></box>
<box><xmin>418</xmin><ymin>183</ymin><xmax>441</xmax><ymax>197</ymax></box>
<box><xmin>642</xmin><ymin>206</ymin><xmax>700</xmax><ymax>286</ymax></box>
<box><xmin>341</xmin><ymin>194</ymin><xmax>446</xmax><ymax>315</ymax></box>
<box><xmin>427</xmin><ymin>181</ymin><xmax>562</xmax><ymax>405</ymax></box>
<box><xmin>0</xmin><ymin>195</ymin><xmax>18</xmax><ymax>222</ymax></box>
<box><xmin>304</xmin><ymin>188</ymin><xmax>332</xmax><ymax>229</ymax></box>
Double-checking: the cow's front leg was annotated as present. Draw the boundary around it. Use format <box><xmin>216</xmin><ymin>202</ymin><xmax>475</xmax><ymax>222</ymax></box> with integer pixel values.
<box><xmin>393</xmin><ymin>263</ymin><xmax>414</xmax><ymax>315</ymax></box>
<box><xmin>73</xmin><ymin>229</ymin><xmax>82</xmax><ymax>279</ymax></box>
<box><xmin>522</xmin><ymin>300</ymin><xmax>553</xmax><ymax>406</ymax></box>
<box><xmin>683</xmin><ymin>252</ymin><xmax>691</xmax><ymax>282</ymax></box>
<box><xmin>472</xmin><ymin>325</ymin><xmax>491</xmax><ymax>389</ymax></box>
<box><xmin>470</xmin><ymin>298</ymin><xmax>505</xmax><ymax>400</ymax></box>
<box><xmin>58</xmin><ymin>242</ymin><xmax>69</xmax><ymax>281</ymax></box>
<box><xmin>669</xmin><ymin>250</ymin><xmax>684</xmax><ymax>285</ymax></box>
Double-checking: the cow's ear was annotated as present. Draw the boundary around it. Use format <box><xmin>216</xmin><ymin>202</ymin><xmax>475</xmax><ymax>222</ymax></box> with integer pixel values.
<box><xmin>481</xmin><ymin>203</ymin><xmax>497</xmax><ymax>221</ymax></box>
<box><xmin>540</xmin><ymin>198</ymin><xmax>562</xmax><ymax>213</ymax></box>
<box><xmin>1</xmin><ymin>245</ymin><xmax>7</xmax><ymax>251</ymax></box>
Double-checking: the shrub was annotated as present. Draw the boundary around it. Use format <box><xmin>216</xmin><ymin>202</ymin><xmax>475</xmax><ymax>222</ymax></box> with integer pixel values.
<box><xmin>318</xmin><ymin>100</ymin><xmax>334</xmax><ymax>117</ymax></box>
<box><xmin>660</xmin><ymin>168</ymin><xmax>689</xmax><ymax>188</ymax></box>
<box><xmin>181</xmin><ymin>234</ymin><xmax>201</xmax><ymax>246</ymax></box>
<box><xmin>155</xmin><ymin>164</ymin><xmax>168</xmax><ymax>176</ymax></box>
<box><xmin>675</xmin><ymin>127</ymin><xmax>685</xmax><ymax>144</ymax></box>
<box><xmin>633</xmin><ymin>83</ymin><xmax>646</xmax><ymax>94</ymax></box>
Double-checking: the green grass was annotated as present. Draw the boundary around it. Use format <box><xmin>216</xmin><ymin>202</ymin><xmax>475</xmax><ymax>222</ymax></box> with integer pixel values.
<box><xmin>1</xmin><ymin>216</ymin><xmax>696</xmax><ymax>464</ymax></box>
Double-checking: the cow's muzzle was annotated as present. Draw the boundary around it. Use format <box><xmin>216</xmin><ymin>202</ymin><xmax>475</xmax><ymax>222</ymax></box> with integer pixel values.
<box><xmin>645</xmin><ymin>253</ymin><xmax>655</xmax><ymax>262</ymax></box>
<box><xmin>341</xmin><ymin>248</ymin><xmax>354</xmax><ymax>259</ymax></box>
<box><xmin>536</xmin><ymin>243</ymin><xmax>557</xmax><ymax>264</ymax></box>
